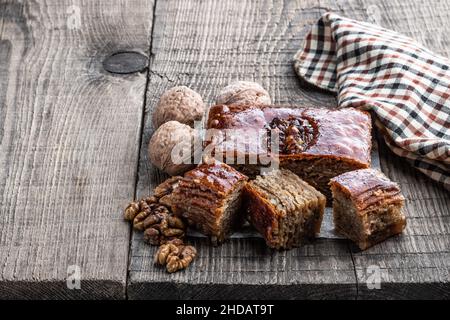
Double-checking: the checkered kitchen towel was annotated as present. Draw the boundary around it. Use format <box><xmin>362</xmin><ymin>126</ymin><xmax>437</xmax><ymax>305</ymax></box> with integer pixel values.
<box><xmin>294</xmin><ymin>13</ymin><xmax>450</xmax><ymax>189</ymax></box>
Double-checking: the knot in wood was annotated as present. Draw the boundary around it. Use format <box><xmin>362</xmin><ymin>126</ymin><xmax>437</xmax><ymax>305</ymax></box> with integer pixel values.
<box><xmin>103</xmin><ymin>51</ymin><xmax>148</xmax><ymax>74</ymax></box>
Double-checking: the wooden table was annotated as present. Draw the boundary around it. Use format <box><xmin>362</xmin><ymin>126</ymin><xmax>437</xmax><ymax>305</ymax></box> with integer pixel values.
<box><xmin>0</xmin><ymin>0</ymin><xmax>449</xmax><ymax>299</ymax></box>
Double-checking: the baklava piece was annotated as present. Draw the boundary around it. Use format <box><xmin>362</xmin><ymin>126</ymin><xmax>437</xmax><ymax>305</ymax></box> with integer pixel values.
<box><xmin>161</xmin><ymin>161</ymin><xmax>248</xmax><ymax>244</ymax></box>
<box><xmin>206</xmin><ymin>104</ymin><xmax>372</xmax><ymax>201</ymax></box>
<box><xmin>243</xmin><ymin>169</ymin><xmax>326</xmax><ymax>250</ymax></box>
<box><xmin>330</xmin><ymin>169</ymin><xmax>406</xmax><ymax>250</ymax></box>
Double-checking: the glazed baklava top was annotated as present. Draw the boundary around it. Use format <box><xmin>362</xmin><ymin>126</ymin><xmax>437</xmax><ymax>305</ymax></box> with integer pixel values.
<box><xmin>206</xmin><ymin>104</ymin><xmax>372</xmax><ymax>166</ymax></box>
<box><xmin>330</xmin><ymin>168</ymin><xmax>405</xmax><ymax>213</ymax></box>
<box><xmin>183</xmin><ymin>161</ymin><xmax>248</xmax><ymax>196</ymax></box>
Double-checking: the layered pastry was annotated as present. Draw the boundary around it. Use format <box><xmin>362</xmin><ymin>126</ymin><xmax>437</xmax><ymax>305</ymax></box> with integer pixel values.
<box><xmin>243</xmin><ymin>169</ymin><xmax>326</xmax><ymax>249</ymax></box>
<box><xmin>161</xmin><ymin>161</ymin><xmax>248</xmax><ymax>244</ymax></box>
<box><xmin>330</xmin><ymin>168</ymin><xmax>406</xmax><ymax>250</ymax></box>
<box><xmin>206</xmin><ymin>104</ymin><xmax>372</xmax><ymax>200</ymax></box>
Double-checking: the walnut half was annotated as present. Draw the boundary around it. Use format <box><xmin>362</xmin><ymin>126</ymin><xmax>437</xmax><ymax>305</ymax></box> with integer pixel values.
<box><xmin>123</xmin><ymin>177</ymin><xmax>187</xmax><ymax>245</ymax></box>
<box><xmin>154</xmin><ymin>239</ymin><xmax>197</xmax><ymax>273</ymax></box>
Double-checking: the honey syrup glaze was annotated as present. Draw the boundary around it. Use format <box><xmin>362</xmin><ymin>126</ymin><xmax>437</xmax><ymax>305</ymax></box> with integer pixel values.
<box><xmin>207</xmin><ymin>104</ymin><xmax>372</xmax><ymax>165</ymax></box>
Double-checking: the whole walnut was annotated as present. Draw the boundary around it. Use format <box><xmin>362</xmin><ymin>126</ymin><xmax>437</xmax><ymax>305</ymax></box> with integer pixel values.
<box><xmin>216</xmin><ymin>81</ymin><xmax>271</xmax><ymax>106</ymax></box>
<box><xmin>153</xmin><ymin>86</ymin><xmax>205</xmax><ymax>129</ymax></box>
<box><xmin>148</xmin><ymin>121</ymin><xmax>198</xmax><ymax>176</ymax></box>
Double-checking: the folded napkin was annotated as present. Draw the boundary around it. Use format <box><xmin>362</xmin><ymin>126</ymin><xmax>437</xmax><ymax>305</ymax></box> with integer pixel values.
<box><xmin>294</xmin><ymin>13</ymin><xmax>450</xmax><ymax>189</ymax></box>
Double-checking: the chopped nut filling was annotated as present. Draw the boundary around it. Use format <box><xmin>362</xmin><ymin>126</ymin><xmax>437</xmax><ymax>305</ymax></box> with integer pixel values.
<box><xmin>266</xmin><ymin>116</ymin><xmax>315</xmax><ymax>154</ymax></box>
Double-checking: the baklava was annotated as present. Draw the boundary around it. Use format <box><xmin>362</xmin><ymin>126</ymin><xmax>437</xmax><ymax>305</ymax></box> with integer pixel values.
<box><xmin>206</xmin><ymin>104</ymin><xmax>372</xmax><ymax>200</ymax></box>
<box><xmin>330</xmin><ymin>168</ymin><xmax>406</xmax><ymax>250</ymax></box>
<box><xmin>161</xmin><ymin>161</ymin><xmax>248</xmax><ymax>244</ymax></box>
<box><xmin>243</xmin><ymin>169</ymin><xmax>326</xmax><ymax>249</ymax></box>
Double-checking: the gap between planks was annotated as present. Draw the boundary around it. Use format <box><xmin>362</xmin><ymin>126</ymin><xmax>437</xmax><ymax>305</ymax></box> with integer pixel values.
<box><xmin>124</xmin><ymin>0</ymin><xmax>160</xmax><ymax>301</ymax></box>
<box><xmin>126</xmin><ymin>0</ymin><xmax>360</xmax><ymax>299</ymax></box>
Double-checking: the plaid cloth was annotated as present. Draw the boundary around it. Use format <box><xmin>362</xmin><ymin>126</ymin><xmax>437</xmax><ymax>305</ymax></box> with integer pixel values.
<box><xmin>294</xmin><ymin>13</ymin><xmax>450</xmax><ymax>189</ymax></box>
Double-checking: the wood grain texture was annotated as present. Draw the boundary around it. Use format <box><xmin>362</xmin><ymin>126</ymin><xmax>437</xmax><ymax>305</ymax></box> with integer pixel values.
<box><xmin>0</xmin><ymin>0</ymin><xmax>153</xmax><ymax>299</ymax></box>
<box><xmin>2</xmin><ymin>0</ymin><xmax>448</xmax><ymax>300</ymax></box>
<box><xmin>129</xmin><ymin>235</ymin><xmax>356</xmax><ymax>299</ymax></box>
<box><xmin>321</xmin><ymin>0</ymin><xmax>450</xmax><ymax>299</ymax></box>
<box><xmin>130</xmin><ymin>0</ymin><xmax>450</xmax><ymax>300</ymax></box>
<box><xmin>128</xmin><ymin>0</ymin><xmax>358</xmax><ymax>300</ymax></box>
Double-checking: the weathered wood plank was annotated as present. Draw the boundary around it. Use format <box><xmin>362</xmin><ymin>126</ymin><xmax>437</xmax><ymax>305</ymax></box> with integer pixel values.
<box><xmin>321</xmin><ymin>0</ymin><xmax>450</xmax><ymax>299</ymax></box>
<box><xmin>128</xmin><ymin>0</ymin><xmax>358</xmax><ymax>299</ymax></box>
<box><xmin>130</xmin><ymin>236</ymin><xmax>356</xmax><ymax>299</ymax></box>
<box><xmin>0</xmin><ymin>0</ymin><xmax>153</xmax><ymax>299</ymax></box>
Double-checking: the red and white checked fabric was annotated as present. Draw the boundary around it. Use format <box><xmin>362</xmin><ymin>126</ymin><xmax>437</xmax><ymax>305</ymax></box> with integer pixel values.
<box><xmin>294</xmin><ymin>13</ymin><xmax>450</xmax><ymax>189</ymax></box>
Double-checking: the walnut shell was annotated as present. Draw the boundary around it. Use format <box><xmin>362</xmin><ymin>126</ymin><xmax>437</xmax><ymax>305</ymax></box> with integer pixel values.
<box><xmin>216</xmin><ymin>81</ymin><xmax>271</xmax><ymax>106</ymax></box>
<box><xmin>153</xmin><ymin>86</ymin><xmax>205</xmax><ymax>129</ymax></box>
<box><xmin>148</xmin><ymin>121</ymin><xmax>198</xmax><ymax>176</ymax></box>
